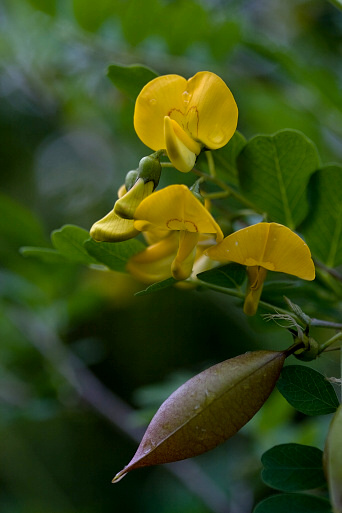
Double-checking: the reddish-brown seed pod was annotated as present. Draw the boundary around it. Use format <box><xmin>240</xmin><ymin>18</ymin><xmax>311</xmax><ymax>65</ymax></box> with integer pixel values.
<box><xmin>113</xmin><ymin>350</ymin><xmax>286</xmax><ymax>482</ymax></box>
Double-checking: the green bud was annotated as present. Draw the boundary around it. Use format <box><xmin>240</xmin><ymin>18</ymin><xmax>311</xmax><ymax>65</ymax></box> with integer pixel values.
<box><xmin>137</xmin><ymin>154</ymin><xmax>162</xmax><ymax>189</ymax></box>
<box><xmin>125</xmin><ymin>169</ymin><xmax>139</xmax><ymax>192</ymax></box>
<box><xmin>293</xmin><ymin>335</ymin><xmax>319</xmax><ymax>361</ymax></box>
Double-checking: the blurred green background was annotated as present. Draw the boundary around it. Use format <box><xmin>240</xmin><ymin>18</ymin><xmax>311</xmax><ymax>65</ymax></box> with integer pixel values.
<box><xmin>1</xmin><ymin>0</ymin><xmax>341</xmax><ymax>511</ymax></box>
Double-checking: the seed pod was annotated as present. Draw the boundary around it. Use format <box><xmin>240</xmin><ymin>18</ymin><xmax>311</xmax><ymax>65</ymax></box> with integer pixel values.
<box><xmin>113</xmin><ymin>350</ymin><xmax>286</xmax><ymax>482</ymax></box>
<box><xmin>324</xmin><ymin>403</ymin><xmax>342</xmax><ymax>513</ymax></box>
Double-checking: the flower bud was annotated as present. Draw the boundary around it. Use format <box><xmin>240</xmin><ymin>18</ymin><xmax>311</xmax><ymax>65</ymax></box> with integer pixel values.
<box><xmin>125</xmin><ymin>170</ymin><xmax>139</xmax><ymax>192</ymax></box>
<box><xmin>293</xmin><ymin>336</ymin><xmax>320</xmax><ymax>361</ymax></box>
<box><xmin>137</xmin><ymin>153</ymin><xmax>162</xmax><ymax>189</ymax></box>
<box><xmin>114</xmin><ymin>178</ymin><xmax>154</xmax><ymax>219</ymax></box>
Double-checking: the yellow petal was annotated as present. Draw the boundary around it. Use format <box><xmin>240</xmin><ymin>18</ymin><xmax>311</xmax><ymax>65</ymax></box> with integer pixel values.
<box><xmin>126</xmin><ymin>233</ymin><xmax>178</xmax><ymax>283</ymax></box>
<box><xmin>90</xmin><ymin>209</ymin><xmax>139</xmax><ymax>242</ymax></box>
<box><xmin>117</xmin><ymin>184</ymin><xmax>127</xmax><ymax>199</ymax></box>
<box><xmin>243</xmin><ymin>266</ymin><xmax>268</xmax><ymax>316</ymax></box>
<box><xmin>171</xmin><ymin>231</ymin><xmax>199</xmax><ymax>280</ymax></box>
<box><xmin>134</xmin><ymin>72</ymin><xmax>238</xmax><ymax>156</ymax></box>
<box><xmin>207</xmin><ymin>222</ymin><xmax>315</xmax><ymax>280</ymax></box>
<box><xmin>134</xmin><ymin>74</ymin><xmax>187</xmax><ymax>151</ymax></box>
<box><xmin>143</xmin><ymin>226</ymin><xmax>171</xmax><ymax>245</ymax></box>
<box><xmin>165</xmin><ymin>116</ymin><xmax>202</xmax><ymax>155</ymax></box>
<box><xmin>134</xmin><ymin>184</ymin><xmax>223</xmax><ymax>241</ymax></box>
<box><xmin>114</xmin><ymin>179</ymin><xmax>154</xmax><ymax>219</ymax></box>
<box><xmin>186</xmin><ymin>71</ymin><xmax>238</xmax><ymax>149</ymax></box>
<box><xmin>164</xmin><ymin>116</ymin><xmax>199</xmax><ymax>172</ymax></box>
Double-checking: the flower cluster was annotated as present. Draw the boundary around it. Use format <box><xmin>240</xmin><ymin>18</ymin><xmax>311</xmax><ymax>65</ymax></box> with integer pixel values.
<box><xmin>90</xmin><ymin>71</ymin><xmax>315</xmax><ymax>315</ymax></box>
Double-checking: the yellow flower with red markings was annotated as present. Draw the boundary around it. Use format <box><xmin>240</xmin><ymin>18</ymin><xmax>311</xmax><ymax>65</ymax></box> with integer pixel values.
<box><xmin>131</xmin><ymin>184</ymin><xmax>223</xmax><ymax>281</ymax></box>
<box><xmin>206</xmin><ymin>222</ymin><xmax>315</xmax><ymax>316</ymax></box>
<box><xmin>134</xmin><ymin>71</ymin><xmax>238</xmax><ymax>173</ymax></box>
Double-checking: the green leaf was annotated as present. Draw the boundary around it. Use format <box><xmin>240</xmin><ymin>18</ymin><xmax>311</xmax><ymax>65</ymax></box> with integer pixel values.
<box><xmin>261</xmin><ymin>443</ymin><xmax>326</xmax><ymax>491</ymax></box>
<box><xmin>237</xmin><ymin>129</ymin><xmax>319</xmax><ymax>229</ymax></box>
<box><xmin>135</xmin><ymin>277</ymin><xmax>177</xmax><ymax>296</ymax></box>
<box><xmin>276</xmin><ymin>365</ymin><xmax>339</xmax><ymax>416</ymax></box>
<box><xmin>27</xmin><ymin>0</ymin><xmax>57</xmax><ymax>16</ymax></box>
<box><xmin>20</xmin><ymin>247</ymin><xmax>69</xmax><ymax>264</ymax></box>
<box><xmin>107</xmin><ymin>64</ymin><xmax>158</xmax><ymax>100</ymax></box>
<box><xmin>214</xmin><ymin>131</ymin><xmax>246</xmax><ymax>187</ymax></box>
<box><xmin>153</xmin><ymin>0</ymin><xmax>209</xmax><ymax>54</ymax></box>
<box><xmin>113</xmin><ymin>350</ymin><xmax>286</xmax><ymax>482</ymax></box>
<box><xmin>197</xmin><ymin>263</ymin><xmax>246</xmax><ymax>289</ymax></box>
<box><xmin>119</xmin><ymin>0</ymin><xmax>163</xmax><ymax>47</ymax></box>
<box><xmin>84</xmin><ymin>238</ymin><xmax>146</xmax><ymax>273</ymax></box>
<box><xmin>0</xmin><ymin>193</ymin><xmax>47</xmax><ymax>248</ymax></box>
<box><xmin>301</xmin><ymin>165</ymin><xmax>342</xmax><ymax>268</ymax></box>
<box><xmin>51</xmin><ymin>225</ymin><xmax>98</xmax><ymax>265</ymax></box>
<box><xmin>72</xmin><ymin>0</ymin><xmax>118</xmax><ymax>32</ymax></box>
<box><xmin>253</xmin><ymin>493</ymin><xmax>332</xmax><ymax>513</ymax></box>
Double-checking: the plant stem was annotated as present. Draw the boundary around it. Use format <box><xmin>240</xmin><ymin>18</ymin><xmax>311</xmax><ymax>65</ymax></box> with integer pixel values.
<box><xmin>201</xmin><ymin>191</ymin><xmax>230</xmax><ymax>200</ymax></box>
<box><xmin>206</xmin><ymin>151</ymin><xmax>216</xmax><ymax>178</ymax></box>
<box><xmin>318</xmin><ymin>331</ymin><xmax>342</xmax><ymax>354</ymax></box>
<box><xmin>315</xmin><ymin>267</ymin><xmax>342</xmax><ymax>299</ymax></box>
<box><xmin>192</xmin><ymin>169</ymin><xmax>258</xmax><ymax>211</ymax></box>
<box><xmin>193</xmin><ymin>277</ymin><xmax>342</xmax><ymax>331</ymax></box>
<box><xmin>311</xmin><ymin>318</ymin><xmax>342</xmax><ymax>330</ymax></box>
<box><xmin>315</xmin><ymin>260</ymin><xmax>342</xmax><ymax>283</ymax></box>
<box><xmin>191</xmin><ymin>277</ymin><xmax>303</xmax><ymax>322</ymax></box>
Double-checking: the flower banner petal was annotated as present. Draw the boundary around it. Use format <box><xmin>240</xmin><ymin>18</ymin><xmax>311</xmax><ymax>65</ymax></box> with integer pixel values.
<box><xmin>134</xmin><ymin>184</ymin><xmax>224</xmax><ymax>240</ymax></box>
<box><xmin>207</xmin><ymin>223</ymin><xmax>315</xmax><ymax>280</ymax></box>
<box><xmin>134</xmin><ymin>74</ymin><xmax>187</xmax><ymax>151</ymax></box>
<box><xmin>187</xmin><ymin>71</ymin><xmax>238</xmax><ymax>149</ymax></box>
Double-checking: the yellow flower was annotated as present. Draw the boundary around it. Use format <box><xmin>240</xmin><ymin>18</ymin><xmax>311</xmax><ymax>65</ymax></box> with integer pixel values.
<box><xmin>126</xmin><ymin>232</ymin><xmax>179</xmax><ymax>283</ymax></box>
<box><xmin>132</xmin><ymin>184</ymin><xmax>223</xmax><ymax>281</ymax></box>
<box><xmin>134</xmin><ymin>71</ymin><xmax>238</xmax><ymax>173</ymax></box>
<box><xmin>206</xmin><ymin>222</ymin><xmax>315</xmax><ymax>316</ymax></box>
<box><xmin>90</xmin><ymin>152</ymin><xmax>162</xmax><ymax>242</ymax></box>
<box><xmin>90</xmin><ymin>178</ymin><xmax>154</xmax><ymax>242</ymax></box>
<box><xmin>127</xmin><ymin>232</ymin><xmax>218</xmax><ymax>285</ymax></box>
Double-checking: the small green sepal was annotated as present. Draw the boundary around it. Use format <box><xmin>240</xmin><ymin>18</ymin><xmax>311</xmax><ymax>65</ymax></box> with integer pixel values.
<box><xmin>293</xmin><ymin>335</ymin><xmax>320</xmax><ymax>361</ymax></box>
<box><xmin>189</xmin><ymin>179</ymin><xmax>204</xmax><ymax>203</ymax></box>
